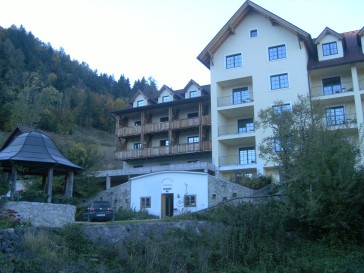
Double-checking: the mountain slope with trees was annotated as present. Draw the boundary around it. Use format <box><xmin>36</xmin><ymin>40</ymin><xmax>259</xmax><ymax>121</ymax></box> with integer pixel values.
<box><xmin>0</xmin><ymin>25</ymin><xmax>158</xmax><ymax>134</ymax></box>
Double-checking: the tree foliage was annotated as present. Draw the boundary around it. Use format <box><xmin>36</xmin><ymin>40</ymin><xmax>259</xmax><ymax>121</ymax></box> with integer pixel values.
<box><xmin>257</xmin><ymin>95</ymin><xmax>364</xmax><ymax>240</ymax></box>
<box><xmin>0</xmin><ymin>25</ymin><xmax>158</xmax><ymax>133</ymax></box>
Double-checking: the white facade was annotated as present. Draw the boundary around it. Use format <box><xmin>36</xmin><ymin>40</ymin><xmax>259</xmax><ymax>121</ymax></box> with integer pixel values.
<box><xmin>130</xmin><ymin>171</ymin><xmax>208</xmax><ymax>217</ymax></box>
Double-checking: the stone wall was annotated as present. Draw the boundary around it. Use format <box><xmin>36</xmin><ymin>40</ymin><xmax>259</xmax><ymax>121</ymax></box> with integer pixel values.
<box><xmin>82</xmin><ymin>182</ymin><xmax>130</xmax><ymax>210</ymax></box>
<box><xmin>3</xmin><ymin>201</ymin><xmax>75</xmax><ymax>228</ymax></box>
<box><xmin>208</xmin><ymin>175</ymin><xmax>255</xmax><ymax>207</ymax></box>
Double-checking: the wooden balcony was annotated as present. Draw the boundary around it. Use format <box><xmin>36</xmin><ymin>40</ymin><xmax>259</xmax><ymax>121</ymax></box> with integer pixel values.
<box><xmin>116</xmin><ymin>115</ymin><xmax>211</xmax><ymax>137</ymax></box>
<box><xmin>115</xmin><ymin>141</ymin><xmax>212</xmax><ymax>160</ymax></box>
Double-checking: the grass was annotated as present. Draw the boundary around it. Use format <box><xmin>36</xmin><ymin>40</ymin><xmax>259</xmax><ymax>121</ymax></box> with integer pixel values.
<box><xmin>1</xmin><ymin>200</ymin><xmax>363</xmax><ymax>273</ymax></box>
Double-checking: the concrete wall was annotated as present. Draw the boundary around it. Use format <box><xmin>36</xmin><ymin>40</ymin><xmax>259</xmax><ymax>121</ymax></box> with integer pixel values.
<box><xmin>3</xmin><ymin>201</ymin><xmax>75</xmax><ymax>227</ymax></box>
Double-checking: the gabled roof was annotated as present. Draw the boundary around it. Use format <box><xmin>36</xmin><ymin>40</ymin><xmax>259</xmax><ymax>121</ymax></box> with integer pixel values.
<box><xmin>129</xmin><ymin>90</ymin><xmax>157</xmax><ymax>104</ymax></box>
<box><xmin>315</xmin><ymin>27</ymin><xmax>344</xmax><ymax>44</ymax></box>
<box><xmin>182</xmin><ymin>79</ymin><xmax>210</xmax><ymax>96</ymax></box>
<box><xmin>157</xmin><ymin>84</ymin><xmax>184</xmax><ymax>100</ymax></box>
<box><xmin>358</xmin><ymin>26</ymin><xmax>364</xmax><ymax>36</ymax></box>
<box><xmin>0</xmin><ymin>131</ymin><xmax>83</xmax><ymax>175</ymax></box>
<box><xmin>308</xmin><ymin>30</ymin><xmax>364</xmax><ymax>70</ymax></box>
<box><xmin>197</xmin><ymin>0</ymin><xmax>313</xmax><ymax>69</ymax></box>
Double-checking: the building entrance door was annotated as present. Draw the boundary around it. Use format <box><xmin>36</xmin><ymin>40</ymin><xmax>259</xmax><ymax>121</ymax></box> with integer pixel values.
<box><xmin>161</xmin><ymin>193</ymin><xmax>174</xmax><ymax>217</ymax></box>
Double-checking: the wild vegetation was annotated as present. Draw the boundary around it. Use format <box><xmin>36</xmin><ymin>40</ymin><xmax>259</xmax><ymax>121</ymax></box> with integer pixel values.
<box><xmin>0</xmin><ymin>201</ymin><xmax>363</xmax><ymax>273</ymax></box>
<box><xmin>0</xmin><ymin>25</ymin><xmax>158</xmax><ymax>134</ymax></box>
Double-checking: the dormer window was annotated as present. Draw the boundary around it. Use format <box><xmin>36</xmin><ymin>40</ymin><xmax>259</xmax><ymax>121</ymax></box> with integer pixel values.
<box><xmin>322</xmin><ymin>42</ymin><xmax>338</xmax><ymax>56</ymax></box>
<box><xmin>226</xmin><ymin>53</ymin><xmax>242</xmax><ymax>69</ymax></box>
<box><xmin>162</xmin><ymin>96</ymin><xmax>170</xmax><ymax>102</ymax></box>
<box><xmin>189</xmin><ymin>91</ymin><xmax>197</xmax><ymax>98</ymax></box>
<box><xmin>136</xmin><ymin>100</ymin><xmax>144</xmax><ymax>107</ymax></box>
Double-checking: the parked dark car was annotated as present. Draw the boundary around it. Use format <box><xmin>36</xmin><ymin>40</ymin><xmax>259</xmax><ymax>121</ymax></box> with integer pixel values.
<box><xmin>87</xmin><ymin>201</ymin><xmax>115</xmax><ymax>222</ymax></box>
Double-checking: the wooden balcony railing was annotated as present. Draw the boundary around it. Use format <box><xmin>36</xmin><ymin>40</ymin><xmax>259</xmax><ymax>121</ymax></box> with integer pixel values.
<box><xmin>115</xmin><ymin>141</ymin><xmax>212</xmax><ymax>160</ymax></box>
<box><xmin>116</xmin><ymin>115</ymin><xmax>211</xmax><ymax>137</ymax></box>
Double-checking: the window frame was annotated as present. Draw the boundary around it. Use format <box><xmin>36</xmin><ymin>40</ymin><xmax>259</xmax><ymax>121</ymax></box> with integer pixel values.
<box><xmin>225</xmin><ymin>53</ymin><xmax>242</xmax><ymax>69</ymax></box>
<box><xmin>272</xmin><ymin>103</ymin><xmax>291</xmax><ymax>115</ymax></box>
<box><xmin>160</xmin><ymin>139</ymin><xmax>170</xmax><ymax>146</ymax></box>
<box><xmin>184</xmin><ymin>194</ymin><xmax>196</xmax><ymax>207</ymax></box>
<box><xmin>136</xmin><ymin>100</ymin><xmax>144</xmax><ymax>107</ymax></box>
<box><xmin>237</xmin><ymin>118</ymin><xmax>254</xmax><ymax>133</ymax></box>
<box><xmin>140</xmin><ymin>196</ymin><xmax>151</xmax><ymax>209</ymax></box>
<box><xmin>232</xmin><ymin>87</ymin><xmax>250</xmax><ymax>104</ymax></box>
<box><xmin>325</xmin><ymin>106</ymin><xmax>345</xmax><ymax>126</ymax></box>
<box><xmin>187</xmin><ymin>136</ymin><xmax>199</xmax><ymax>143</ymax></box>
<box><xmin>162</xmin><ymin>95</ymin><xmax>170</xmax><ymax>102</ymax></box>
<box><xmin>322</xmin><ymin>42</ymin><xmax>338</xmax><ymax>56</ymax></box>
<box><xmin>187</xmin><ymin>112</ymin><xmax>199</xmax><ymax>119</ymax></box>
<box><xmin>160</xmin><ymin>116</ymin><xmax>169</xmax><ymax>122</ymax></box>
<box><xmin>239</xmin><ymin>147</ymin><xmax>256</xmax><ymax>165</ymax></box>
<box><xmin>189</xmin><ymin>90</ymin><xmax>197</xmax><ymax>98</ymax></box>
<box><xmin>250</xmin><ymin>29</ymin><xmax>258</xmax><ymax>38</ymax></box>
<box><xmin>134</xmin><ymin>120</ymin><xmax>141</xmax><ymax>126</ymax></box>
<box><xmin>134</xmin><ymin>143</ymin><xmax>142</xmax><ymax>150</ymax></box>
<box><xmin>270</xmin><ymin>73</ymin><xmax>289</xmax><ymax>90</ymax></box>
<box><xmin>322</xmin><ymin>76</ymin><xmax>342</xmax><ymax>95</ymax></box>
<box><xmin>268</xmin><ymin>44</ymin><xmax>287</xmax><ymax>61</ymax></box>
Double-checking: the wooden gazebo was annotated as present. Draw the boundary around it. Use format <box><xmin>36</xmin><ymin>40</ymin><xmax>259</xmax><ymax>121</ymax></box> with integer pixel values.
<box><xmin>0</xmin><ymin>130</ymin><xmax>83</xmax><ymax>202</ymax></box>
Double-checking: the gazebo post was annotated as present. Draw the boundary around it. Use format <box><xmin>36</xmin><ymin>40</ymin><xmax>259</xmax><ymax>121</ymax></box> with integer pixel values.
<box><xmin>64</xmin><ymin>171</ymin><xmax>74</xmax><ymax>199</ymax></box>
<box><xmin>47</xmin><ymin>167</ymin><xmax>53</xmax><ymax>203</ymax></box>
<box><xmin>10</xmin><ymin>164</ymin><xmax>17</xmax><ymax>201</ymax></box>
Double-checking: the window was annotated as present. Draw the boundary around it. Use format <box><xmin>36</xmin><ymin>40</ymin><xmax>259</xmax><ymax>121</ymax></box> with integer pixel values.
<box><xmin>187</xmin><ymin>112</ymin><xmax>198</xmax><ymax>118</ymax></box>
<box><xmin>134</xmin><ymin>120</ymin><xmax>141</xmax><ymax>126</ymax></box>
<box><xmin>160</xmin><ymin>139</ymin><xmax>170</xmax><ymax>146</ymax></box>
<box><xmin>187</xmin><ymin>136</ymin><xmax>199</xmax><ymax>143</ymax></box>
<box><xmin>238</xmin><ymin>118</ymin><xmax>254</xmax><ymax>133</ymax></box>
<box><xmin>226</xmin><ymin>53</ymin><xmax>242</xmax><ymax>69</ymax></box>
<box><xmin>326</xmin><ymin>106</ymin><xmax>345</xmax><ymax>126</ymax></box>
<box><xmin>322</xmin><ymin>77</ymin><xmax>341</xmax><ymax>95</ymax></box>
<box><xmin>322</xmin><ymin>42</ymin><xmax>338</xmax><ymax>56</ymax></box>
<box><xmin>160</xmin><ymin>116</ymin><xmax>169</xmax><ymax>122</ymax></box>
<box><xmin>270</xmin><ymin>73</ymin><xmax>289</xmax><ymax>90</ymax></box>
<box><xmin>162</xmin><ymin>96</ymin><xmax>170</xmax><ymax>102</ymax></box>
<box><xmin>273</xmin><ymin>103</ymin><xmax>291</xmax><ymax>114</ymax></box>
<box><xmin>140</xmin><ymin>197</ymin><xmax>151</xmax><ymax>208</ymax></box>
<box><xmin>232</xmin><ymin>87</ymin><xmax>250</xmax><ymax>104</ymax></box>
<box><xmin>268</xmin><ymin>44</ymin><xmax>286</xmax><ymax>61</ymax></box>
<box><xmin>273</xmin><ymin>138</ymin><xmax>284</xmax><ymax>152</ymax></box>
<box><xmin>239</xmin><ymin>147</ymin><xmax>256</xmax><ymax>165</ymax></box>
<box><xmin>136</xmin><ymin>100</ymin><xmax>144</xmax><ymax>107</ymax></box>
<box><xmin>189</xmin><ymin>91</ymin><xmax>197</xmax><ymax>98</ymax></box>
<box><xmin>134</xmin><ymin>143</ymin><xmax>142</xmax><ymax>150</ymax></box>
<box><xmin>184</xmin><ymin>195</ymin><xmax>196</xmax><ymax>207</ymax></box>
<box><xmin>250</xmin><ymin>29</ymin><xmax>258</xmax><ymax>38</ymax></box>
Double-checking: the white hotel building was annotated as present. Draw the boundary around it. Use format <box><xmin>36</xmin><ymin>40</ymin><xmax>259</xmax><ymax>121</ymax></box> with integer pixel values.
<box><xmin>102</xmin><ymin>0</ymin><xmax>364</xmax><ymax>217</ymax></box>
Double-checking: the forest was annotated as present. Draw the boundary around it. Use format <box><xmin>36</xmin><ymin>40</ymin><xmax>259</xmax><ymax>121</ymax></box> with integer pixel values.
<box><xmin>0</xmin><ymin>25</ymin><xmax>158</xmax><ymax>134</ymax></box>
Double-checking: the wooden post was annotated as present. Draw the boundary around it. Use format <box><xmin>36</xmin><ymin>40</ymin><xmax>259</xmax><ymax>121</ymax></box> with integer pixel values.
<box><xmin>10</xmin><ymin>164</ymin><xmax>17</xmax><ymax>201</ymax></box>
<box><xmin>47</xmin><ymin>167</ymin><xmax>53</xmax><ymax>203</ymax></box>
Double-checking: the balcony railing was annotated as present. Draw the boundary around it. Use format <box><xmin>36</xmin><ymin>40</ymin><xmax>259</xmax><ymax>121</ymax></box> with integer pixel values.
<box><xmin>311</xmin><ymin>81</ymin><xmax>354</xmax><ymax>98</ymax></box>
<box><xmin>116</xmin><ymin>115</ymin><xmax>211</xmax><ymax>137</ymax></box>
<box><xmin>325</xmin><ymin>113</ymin><xmax>357</xmax><ymax>126</ymax></box>
<box><xmin>115</xmin><ymin>141</ymin><xmax>212</xmax><ymax>160</ymax></box>
<box><xmin>359</xmin><ymin>78</ymin><xmax>364</xmax><ymax>91</ymax></box>
<box><xmin>218</xmin><ymin>124</ymin><xmax>255</xmax><ymax>136</ymax></box>
<box><xmin>217</xmin><ymin>94</ymin><xmax>253</xmax><ymax>107</ymax></box>
<box><xmin>219</xmin><ymin>155</ymin><xmax>256</xmax><ymax>166</ymax></box>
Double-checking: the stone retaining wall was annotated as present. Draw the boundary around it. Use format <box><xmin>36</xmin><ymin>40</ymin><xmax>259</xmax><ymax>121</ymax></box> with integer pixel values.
<box><xmin>3</xmin><ymin>201</ymin><xmax>76</xmax><ymax>227</ymax></box>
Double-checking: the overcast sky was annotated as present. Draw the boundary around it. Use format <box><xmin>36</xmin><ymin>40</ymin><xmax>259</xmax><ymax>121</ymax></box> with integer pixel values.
<box><xmin>0</xmin><ymin>0</ymin><xmax>363</xmax><ymax>89</ymax></box>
